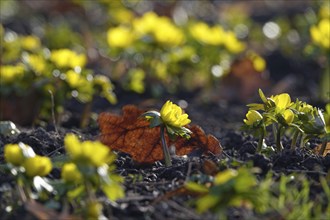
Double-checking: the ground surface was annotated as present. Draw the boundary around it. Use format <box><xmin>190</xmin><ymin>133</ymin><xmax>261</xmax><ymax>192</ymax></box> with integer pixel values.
<box><xmin>0</xmin><ymin>93</ymin><xmax>329</xmax><ymax>220</ymax></box>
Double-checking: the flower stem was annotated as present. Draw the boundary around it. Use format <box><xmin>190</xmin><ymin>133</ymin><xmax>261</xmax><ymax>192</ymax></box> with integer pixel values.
<box><xmin>291</xmin><ymin>130</ymin><xmax>300</xmax><ymax>150</ymax></box>
<box><xmin>160</xmin><ymin>126</ymin><xmax>172</xmax><ymax>167</ymax></box>
<box><xmin>257</xmin><ymin>128</ymin><xmax>265</xmax><ymax>152</ymax></box>
<box><xmin>276</xmin><ymin>126</ymin><xmax>284</xmax><ymax>152</ymax></box>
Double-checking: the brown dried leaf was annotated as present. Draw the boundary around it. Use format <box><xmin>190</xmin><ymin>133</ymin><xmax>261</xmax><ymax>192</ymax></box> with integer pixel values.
<box><xmin>313</xmin><ymin>142</ymin><xmax>330</xmax><ymax>157</ymax></box>
<box><xmin>98</xmin><ymin>105</ymin><xmax>222</xmax><ymax>163</ymax></box>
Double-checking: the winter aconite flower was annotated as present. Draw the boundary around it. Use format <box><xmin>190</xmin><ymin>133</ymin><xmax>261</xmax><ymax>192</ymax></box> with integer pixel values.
<box><xmin>50</xmin><ymin>49</ymin><xmax>86</xmax><ymax>68</ymax></box>
<box><xmin>64</xmin><ymin>134</ymin><xmax>114</xmax><ymax>167</ymax></box>
<box><xmin>310</xmin><ymin>18</ymin><xmax>330</xmax><ymax>49</ymax></box>
<box><xmin>142</xmin><ymin>100</ymin><xmax>192</xmax><ymax>167</ymax></box>
<box><xmin>23</xmin><ymin>155</ymin><xmax>52</xmax><ymax>177</ymax></box>
<box><xmin>61</xmin><ymin>163</ymin><xmax>82</xmax><ymax>183</ymax></box>
<box><xmin>282</xmin><ymin>109</ymin><xmax>294</xmax><ymax>124</ymax></box>
<box><xmin>244</xmin><ymin>110</ymin><xmax>263</xmax><ymax>126</ymax></box>
<box><xmin>4</xmin><ymin>144</ymin><xmax>24</xmax><ymax>166</ymax></box>
<box><xmin>271</xmin><ymin>93</ymin><xmax>292</xmax><ymax>112</ymax></box>
<box><xmin>160</xmin><ymin>100</ymin><xmax>191</xmax><ymax>128</ymax></box>
<box><xmin>107</xmin><ymin>26</ymin><xmax>135</xmax><ymax>48</ymax></box>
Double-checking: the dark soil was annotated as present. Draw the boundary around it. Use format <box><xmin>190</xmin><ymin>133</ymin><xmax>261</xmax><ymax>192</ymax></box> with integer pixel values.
<box><xmin>0</xmin><ymin>93</ymin><xmax>329</xmax><ymax>220</ymax></box>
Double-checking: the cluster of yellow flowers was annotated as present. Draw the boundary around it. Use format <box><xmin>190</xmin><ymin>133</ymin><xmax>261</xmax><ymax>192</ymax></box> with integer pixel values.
<box><xmin>50</xmin><ymin>49</ymin><xmax>87</xmax><ymax>69</ymax></box>
<box><xmin>245</xmin><ymin>92</ymin><xmax>294</xmax><ymax>126</ymax></box>
<box><xmin>4</xmin><ymin>143</ymin><xmax>52</xmax><ymax>178</ymax></box>
<box><xmin>107</xmin><ymin>11</ymin><xmax>245</xmax><ymax>52</ymax></box>
<box><xmin>189</xmin><ymin>22</ymin><xmax>245</xmax><ymax>53</ymax></box>
<box><xmin>107</xmin><ymin>11</ymin><xmax>185</xmax><ymax>48</ymax></box>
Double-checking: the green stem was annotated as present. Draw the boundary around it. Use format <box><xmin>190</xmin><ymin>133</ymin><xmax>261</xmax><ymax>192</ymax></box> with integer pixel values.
<box><xmin>291</xmin><ymin>130</ymin><xmax>300</xmax><ymax>150</ymax></box>
<box><xmin>276</xmin><ymin>126</ymin><xmax>284</xmax><ymax>152</ymax></box>
<box><xmin>80</xmin><ymin>100</ymin><xmax>93</xmax><ymax>128</ymax></box>
<box><xmin>160</xmin><ymin>126</ymin><xmax>172</xmax><ymax>167</ymax></box>
<box><xmin>257</xmin><ymin>128</ymin><xmax>265</xmax><ymax>152</ymax></box>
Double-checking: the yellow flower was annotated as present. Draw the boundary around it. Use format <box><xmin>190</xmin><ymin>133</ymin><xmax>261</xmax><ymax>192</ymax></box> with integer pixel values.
<box><xmin>189</xmin><ymin>22</ymin><xmax>224</xmax><ymax>45</ymax></box>
<box><xmin>248</xmin><ymin>52</ymin><xmax>266</xmax><ymax>72</ymax></box>
<box><xmin>0</xmin><ymin>64</ymin><xmax>25</xmax><ymax>84</ymax></box>
<box><xmin>310</xmin><ymin>18</ymin><xmax>330</xmax><ymax>49</ymax></box>
<box><xmin>271</xmin><ymin>93</ymin><xmax>292</xmax><ymax>112</ymax></box>
<box><xmin>223</xmin><ymin>31</ymin><xmax>245</xmax><ymax>53</ymax></box>
<box><xmin>25</xmin><ymin>54</ymin><xmax>46</xmax><ymax>74</ymax></box>
<box><xmin>93</xmin><ymin>75</ymin><xmax>117</xmax><ymax>104</ymax></box>
<box><xmin>128</xmin><ymin>68</ymin><xmax>145</xmax><ymax>94</ymax></box>
<box><xmin>153</xmin><ymin>18</ymin><xmax>185</xmax><ymax>46</ymax></box>
<box><xmin>23</xmin><ymin>156</ymin><xmax>52</xmax><ymax>177</ymax></box>
<box><xmin>65</xmin><ymin>70</ymin><xmax>86</xmax><ymax>88</ymax></box>
<box><xmin>282</xmin><ymin>109</ymin><xmax>294</xmax><ymax>124</ymax></box>
<box><xmin>61</xmin><ymin>163</ymin><xmax>82</xmax><ymax>183</ymax></box>
<box><xmin>4</xmin><ymin>144</ymin><xmax>24</xmax><ymax>166</ymax></box>
<box><xmin>244</xmin><ymin>110</ymin><xmax>263</xmax><ymax>126</ymax></box>
<box><xmin>107</xmin><ymin>26</ymin><xmax>135</xmax><ymax>48</ymax></box>
<box><xmin>133</xmin><ymin>11</ymin><xmax>159</xmax><ymax>35</ymax></box>
<box><xmin>20</xmin><ymin>35</ymin><xmax>41</xmax><ymax>51</ymax></box>
<box><xmin>160</xmin><ymin>100</ymin><xmax>191</xmax><ymax>127</ymax></box>
<box><xmin>64</xmin><ymin>134</ymin><xmax>113</xmax><ymax>167</ymax></box>
<box><xmin>50</xmin><ymin>49</ymin><xmax>86</xmax><ymax>68</ymax></box>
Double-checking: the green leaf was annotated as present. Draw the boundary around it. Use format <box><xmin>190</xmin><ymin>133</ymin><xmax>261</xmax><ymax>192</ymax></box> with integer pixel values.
<box><xmin>185</xmin><ymin>182</ymin><xmax>209</xmax><ymax>194</ymax></box>
<box><xmin>67</xmin><ymin>185</ymin><xmax>85</xmax><ymax>200</ymax></box>
<box><xmin>196</xmin><ymin>194</ymin><xmax>219</xmax><ymax>213</ymax></box>
<box><xmin>102</xmin><ymin>182</ymin><xmax>124</xmax><ymax>201</ymax></box>
<box><xmin>258</xmin><ymin>88</ymin><xmax>268</xmax><ymax>103</ymax></box>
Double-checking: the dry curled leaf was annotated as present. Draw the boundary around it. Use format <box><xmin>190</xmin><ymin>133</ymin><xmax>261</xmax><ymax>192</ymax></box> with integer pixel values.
<box><xmin>98</xmin><ymin>105</ymin><xmax>222</xmax><ymax>163</ymax></box>
<box><xmin>313</xmin><ymin>142</ymin><xmax>330</xmax><ymax>157</ymax></box>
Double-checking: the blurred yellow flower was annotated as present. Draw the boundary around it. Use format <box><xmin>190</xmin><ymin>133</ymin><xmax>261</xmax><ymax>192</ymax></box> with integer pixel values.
<box><xmin>244</xmin><ymin>110</ymin><xmax>263</xmax><ymax>126</ymax></box>
<box><xmin>248</xmin><ymin>52</ymin><xmax>266</xmax><ymax>72</ymax></box>
<box><xmin>93</xmin><ymin>75</ymin><xmax>117</xmax><ymax>104</ymax></box>
<box><xmin>64</xmin><ymin>134</ymin><xmax>113</xmax><ymax>167</ymax></box>
<box><xmin>20</xmin><ymin>35</ymin><xmax>41</xmax><ymax>51</ymax></box>
<box><xmin>107</xmin><ymin>26</ymin><xmax>135</xmax><ymax>48</ymax></box>
<box><xmin>223</xmin><ymin>31</ymin><xmax>245</xmax><ymax>53</ymax></box>
<box><xmin>133</xmin><ymin>12</ymin><xmax>184</xmax><ymax>46</ymax></box>
<box><xmin>4</xmin><ymin>144</ymin><xmax>24</xmax><ymax>166</ymax></box>
<box><xmin>319</xmin><ymin>3</ymin><xmax>330</xmax><ymax>19</ymax></box>
<box><xmin>310</xmin><ymin>18</ymin><xmax>330</xmax><ymax>49</ymax></box>
<box><xmin>190</xmin><ymin>22</ymin><xmax>223</xmax><ymax>45</ymax></box>
<box><xmin>160</xmin><ymin>100</ymin><xmax>191</xmax><ymax>127</ymax></box>
<box><xmin>0</xmin><ymin>64</ymin><xmax>25</xmax><ymax>84</ymax></box>
<box><xmin>50</xmin><ymin>49</ymin><xmax>86</xmax><ymax>68</ymax></box>
<box><xmin>65</xmin><ymin>70</ymin><xmax>86</xmax><ymax>88</ymax></box>
<box><xmin>128</xmin><ymin>68</ymin><xmax>145</xmax><ymax>94</ymax></box>
<box><xmin>133</xmin><ymin>11</ymin><xmax>159</xmax><ymax>35</ymax></box>
<box><xmin>23</xmin><ymin>155</ymin><xmax>52</xmax><ymax>177</ymax></box>
<box><xmin>61</xmin><ymin>163</ymin><xmax>82</xmax><ymax>183</ymax></box>
<box><xmin>153</xmin><ymin>18</ymin><xmax>185</xmax><ymax>46</ymax></box>
<box><xmin>87</xmin><ymin>201</ymin><xmax>102</xmax><ymax>219</ymax></box>
<box><xmin>25</xmin><ymin>54</ymin><xmax>46</xmax><ymax>74</ymax></box>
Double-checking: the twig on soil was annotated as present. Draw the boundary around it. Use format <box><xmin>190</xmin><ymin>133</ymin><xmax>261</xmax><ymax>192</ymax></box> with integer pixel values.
<box><xmin>49</xmin><ymin>90</ymin><xmax>59</xmax><ymax>136</ymax></box>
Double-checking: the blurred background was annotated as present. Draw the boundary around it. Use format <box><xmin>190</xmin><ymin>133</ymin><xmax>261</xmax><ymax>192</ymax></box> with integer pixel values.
<box><xmin>1</xmin><ymin>0</ymin><xmax>329</xmax><ymax>125</ymax></box>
